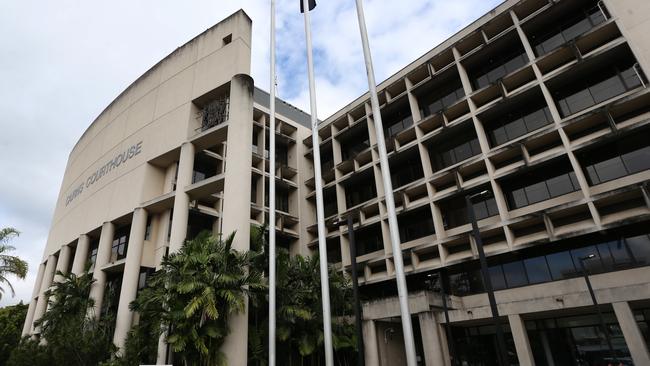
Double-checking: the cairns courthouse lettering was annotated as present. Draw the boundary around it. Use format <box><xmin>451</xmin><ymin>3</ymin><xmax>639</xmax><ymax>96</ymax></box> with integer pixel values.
<box><xmin>65</xmin><ymin>141</ymin><xmax>143</xmax><ymax>206</ymax></box>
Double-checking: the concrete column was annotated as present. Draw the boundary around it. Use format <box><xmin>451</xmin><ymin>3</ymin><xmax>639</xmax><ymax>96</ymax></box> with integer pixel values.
<box><xmin>53</xmin><ymin>245</ymin><xmax>72</xmax><ymax>283</ymax></box>
<box><xmin>508</xmin><ymin>314</ymin><xmax>535</xmax><ymax>366</ymax></box>
<box><xmin>113</xmin><ymin>208</ymin><xmax>148</xmax><ymax>350</ymax></box>
<box><xmin>220</xmin><ymin>74</ymin><xmax>254</xmax><ymax>366</ymax></box>
<box><xmin>31</xmin><ymin>255</ymin><xmax>58</xmax><ymax>333</ymax></box>
<box><xmin>613</xmin><ymin>301</ymin><xmax>650</xmax><ymax>365</ymax></box>
<box><xmin>169</xmin><ymin>142</ymin><xmax>195</xmax><ymax>254</ymax></box>
<box><xmin>155</xmin><ymin>209</ymin><xmax>172</xmax><ymax>268</ymax></box>
<box><xmin>71</xmin><ymin>234</ymin><xmax>90</xmax><ymax>275</ymax></box>
<box><xmin>363</xmin><ymin>320</ymin><xmax>380</xmax><ymax>366</ymax></box>
<box><xmin>418</xmin><ymin>312</ymin><xmax>448</xmax><ymax>366</ymax></box>
<box><xmin>21</xmin><ymin>262</ymin><xmax>46</xmax><ymax>336</ymax></box>
<box><xmin>89</xmin><ymin>222</ymin><xmax>115</xmax><ymax>319</ymax></box>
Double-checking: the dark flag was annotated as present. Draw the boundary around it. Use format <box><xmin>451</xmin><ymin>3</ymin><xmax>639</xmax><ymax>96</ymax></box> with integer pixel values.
<box><xmin>300</xmin><ymin>0</ymin><xmax>316</xmax><ymax>13</ymax></box>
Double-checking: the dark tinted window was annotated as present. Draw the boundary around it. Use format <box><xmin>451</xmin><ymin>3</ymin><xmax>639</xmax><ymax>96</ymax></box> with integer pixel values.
<box><xmin>503</xmin><ymin>261</ymin><xmax>528</xmax><ymax>288</ymax></box>
<box><xmin>524</xmin><ymin>257</ymin><xmax>552</xmax><ymax>284</ymax></box>
<box><xmin>398</xmin><ymin>207</ymin><xmax>435</xmax><ymax>243</ymax></box>
<box><xmin>417</xmin><ymin>78</ymin><xmax>465</xmax><ymax>118</ymax></box>
<box><xmin>429</xmin><ymin>125</ymin><xmax>482</xmax><ymax>172</ymax></box>
<box><xmin>578</xmin><ymin>132</ymin><xmax>650</xmax><ymax>185</ymax></box>
<box><xmin>547</xmin><ymin>251</ymin><xmax>576</xmax><ymax>280</ymax></box>
<box><xmin>502</xmin><ymin>159</ymin><xmax>580</xmax><ymax>209</ymax></box>
<box><xmin>486</xmin><ymin>106</ymin><xmax>553</xmax><ymax>147</ymax></box>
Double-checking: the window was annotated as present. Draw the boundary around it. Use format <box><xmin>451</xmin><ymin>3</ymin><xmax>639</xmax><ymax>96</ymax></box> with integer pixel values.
<box><xmin>531</xmin><ymin>8</ymin><xmax>606</xmax><ymax>56</ymax></box>
<box><xmin>111</xmin><ymin>226</ymin><xmax>130</xmax><ymax>262</ymax></box>
<box><xmin>88</xmin><ymin>239</ymin><xmax>99</xmax><ymax>271</ymax></box>
<box><xmin>344</xmin><ymin>172</ymin><xmax>377</xmax><ymax>208</ymax></box>
<box><xmin>398</xmin><ymin>207</ymin><xmax>435</xmax><ymax>243</ymax></box>
<box><xmin>144</xmin><ymin>216</ymin><xmax>153</xmax><ymax>241</ymax></box>
<box><xmin>439</xmin><ymin>189</ymin><xmax>498</xmax><ymax>229</ymax></box>
<box><xmin>355</xmin><ymin>224</ymin><xmax>383</xmax><ymax>256</ymax></box>
<box><xmin>578</xmin><ymin>132</ymin><xmax>650</xmax><ymax>185</ymax></box>
<box><xmin>554</xmin><ymin>55</ymin><xmax>642</xmax><ymax>117</ymax></box>
<box><xmin>265</xmin><ymin>184</ymin><xmax>290</xmax><ymax>213</ymax></box>
<box><xmin>417</xmin><ymin>79</ymin><xmax>465</xmax><ymax>118</ymax></box>
<box><xmin>502</xmin><ymin>261</ymin><xmax>528</xmax><ymax>288</ymax></box>
<box><xmin>524</xmin><ymin>257</ymin><xmax>552</xmax><ymax>284</ymax></box>
<box><xmin>486</xmin><ymin>106</ymin><xmax>553</xmax><ymax>147</ymax></box>
<box><xmin>390</xmin><ymin>151</ymin><xmax>424</xmax><ymax>188</ymax></box>
<box><xmin>447</xmin><ymin>228</ymin><xmax>650</xmax><ymax>296</ymax></box>
<box><xmin>472</xmin><ymin>51</ymin><xmax>528</xmax><ymax>90</ymax></box>
<box><xmin>502</xmin><ymin>158</ymin><xmax>580</xmax><ymax>209</ymax></box>
<box><xmin>383</xmin><ymin>106</ymin><xmax>413</xmax><ymax>138</ymax></box>
<box><xmin>428</xmin><ymin>125</ymin><xmax>482</xmax><ymax>172</ymax></box>
<box><xmin>340</xmin><ymin>124</ymin><xmax>371</xmax><ymax>161</ymax></box>
<box><xmin>323</xmin><ymin>187</ymin><xmax>338</xmax><ymax>218</ymax></box>
<box><xmin>222</xmin><ymin>34</ymin><xmax>232</xmax><ymax>46</ymax></box>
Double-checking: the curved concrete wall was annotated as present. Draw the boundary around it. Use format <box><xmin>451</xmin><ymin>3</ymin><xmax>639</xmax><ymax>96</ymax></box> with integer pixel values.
<box><xmin>44</xmin><ymin>10</ymin><xmax>252</xmax><ymax>259</ymax></box>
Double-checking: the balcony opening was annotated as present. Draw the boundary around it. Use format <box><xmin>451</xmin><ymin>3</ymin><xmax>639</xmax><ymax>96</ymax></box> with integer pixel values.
<box><xmin>414</xmin><ymin>69</ymin><xmax>465</xmax><ymax>119</ymax></box>
<box><xmin>326</xmin><ymin>237</ymin><xmax>341</xmax><ymax>264</ymax></box>
<box><xmin>397</xmin><ymin>206</ymin><xmax>435</xmax><ymax>243</ymax></box>
<box><xmin>439</xmin><ymin>185</ymin><xmax>498</xmax><ymax>229</ymax></box>
<box><xmin>381</xmin><ymin>98</ymin><xmax>413</xmax><ymax>139</ymax></box>
<box><xmin>389</xmin><ymin>147</ymin><xmax>424</xmax><ymax>189</ymax></box>
<box><xmin>320</xmin><ymin>141</ymin><xmax>334</xmax><ymax>173</ymax></box>
<box><xmin>354</xmin><ymin>223</ymin><xmax>383</xmax><ymax>257</ymax></box>
<box><xmin>577</xmin><ymin>127</ymin><xmax>650</xmax><ymax>185</ymax></box>
<box><xmin>187</xmin><ymin>210</ymin><xmax>215</xmax><ymax>241</ymax></box>
<box><xmin>524</xmin><ymin>0</ymin><xmax>607</xmax><ymax>57</ymax></box>
<box><xmin>464</xmin><ymin>31</ymin><xmax>528</xmax><ymax>90</ymax></box>
<box><xmin>87</xmin><ymin>238</ymin><xmax>100</xmax><ymax>272</ymax></box>
<box><xmin>549</xmin><ymin>45</ymin><xmax>643</xmax><ymax>118</ymax></box>
<box><xmin>427</xmin><ymin>122</ymin><xmax>481</xmax><ymax>172</ymax></box>
<box><xmin>323</xmin><ymin>186</ymin><xmax>338</xmax><ymax>218</ymax></box>
<box><xmin>343</xmin><ymin>169</ymin><xmax>377</xmax><ymax>208</ymax></box>
<box><xmin>193</xmin><ymin>83</ymin><xmax>230</xmax><ymax>133</ymax></box>
<box><xmin>339</xmin><ymin>123</ymin><xmax>370</xmax><ymax>161</ymax></box>
<box><xmin>192</xmin><ymin>150</ymin><xmax>222</xmax><ymax>183</ymax></box>
<box><xmin>265</xmin><ymin>183</ymin><xmax>290</xmax><ymax>213</ymax></box>
<box><xmin>479</xmin><ymin>88</ymin><xmax>553</xmax><ymax>147</ymax></box>
<box><xmin>500</xmin><ymin>156</ymin><xmax>581</xmax><ymax>210</ymax></box>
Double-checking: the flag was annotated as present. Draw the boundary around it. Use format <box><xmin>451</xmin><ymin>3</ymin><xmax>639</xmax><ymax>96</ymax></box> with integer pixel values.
<box><xmin>300</xmin><ymin>0</ymin><xmax>316</xmax><ymax>13</ymax></box>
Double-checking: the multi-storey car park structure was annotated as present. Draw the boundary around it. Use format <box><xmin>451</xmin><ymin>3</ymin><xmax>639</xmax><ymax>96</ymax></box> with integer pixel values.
<box><xmin>21</xmin><ymin>0</ymin><xmax>650</xmax><ymax>364</ymax></box>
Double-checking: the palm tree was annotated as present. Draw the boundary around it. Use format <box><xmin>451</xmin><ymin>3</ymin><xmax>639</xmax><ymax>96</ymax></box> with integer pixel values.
<box><xmin>130</xmin><ymin>230</ymin><xmax>266</xmax><ymax>366</ymax></box>
<box><xmin>0</xmin><ymin>227</ymin><xmax>28</xmax><ymax>300</ymax></box>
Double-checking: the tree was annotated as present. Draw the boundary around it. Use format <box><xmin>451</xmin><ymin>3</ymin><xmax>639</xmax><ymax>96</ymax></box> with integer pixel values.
<box><xmin>248</xmin><ymin>225</ymin><xmax>356</xmax><ymax>366</ymax></box>
<box><xmin>0</xmin><ymin>228</ymin><xmax>28</xmax><ymax>300</ymax></box>
<box><xmin>7</xmin><ymin>270</ymin><xmax>116</xmax><ymax>366</ymax></box>
<box><xmin>0</xmin><ymin>302</ymin><xmax>28</xmax><ymax>366</ymax></box>
<box><xmin>121</xmin><ymin>231</ymin><xmax>266</xmax><ymax>366</ymax></box>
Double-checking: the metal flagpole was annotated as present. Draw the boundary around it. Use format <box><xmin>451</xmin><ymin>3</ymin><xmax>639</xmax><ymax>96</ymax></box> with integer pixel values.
<box><xmin>352</xmin><ymin>1</ymin><xmax>418</xmax><ymax>365</ymax></box>
<box><xmin>301</xmin><ymin>0</ymin><xmax>335</xmax><ymax>364</ymax></box>
<box><xmin>268</xmin><ymin>0</ymin><xmax>277</xmax><ymax>365</ymax></box>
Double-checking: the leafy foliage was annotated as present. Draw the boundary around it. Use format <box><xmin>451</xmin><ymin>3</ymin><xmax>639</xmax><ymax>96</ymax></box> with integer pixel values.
<box><xmin>7</xmin><ymin>270</ymin><xmax>115</xmax><ymax>366</ymax></box>
<box><xmin>0</xmin><ymin>228</ymin><xmax>28</xmax><ymax>300</ymax></box>
<box><xmin>117</xmin><ymin>231</ymin><xmax>266</xmax><ymax>366</ymax></box>
<box><xmin>248</xmin><ymin>225</ymin><xmax>357</xmax><ymax>366</ymax></box>
<box><xmin>0</xmin><ymin>302</ymin><xmax>28</xmax><ymax>366</ymax></box>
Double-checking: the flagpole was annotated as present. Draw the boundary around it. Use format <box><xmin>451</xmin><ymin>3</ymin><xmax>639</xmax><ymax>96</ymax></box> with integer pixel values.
<box><xmin>353</xmin><ymin>1</ymin><xmax>418</xmax><ymax>365</ymax></box>
<box><xmin>268</xmin><ymin>0</ymin><xmax>277</xmax><ymax>365</ymax></box>
<box><xmin>302</xmin><ymin>0</ymin><xmax>335</xmax><ymax>365</ymax></box>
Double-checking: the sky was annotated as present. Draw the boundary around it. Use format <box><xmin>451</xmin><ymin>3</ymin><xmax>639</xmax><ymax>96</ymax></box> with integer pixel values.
<box><xmin>0</xmin><ymin>0</ymin><xmax>503</xmax><ymax>307</ymax></box>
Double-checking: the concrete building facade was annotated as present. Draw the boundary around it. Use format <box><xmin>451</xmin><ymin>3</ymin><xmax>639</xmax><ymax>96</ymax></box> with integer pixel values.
<box><xmin>23</xmin><ymin>0</ymin><xmax>650</xmax><ymax>365</ymax></box>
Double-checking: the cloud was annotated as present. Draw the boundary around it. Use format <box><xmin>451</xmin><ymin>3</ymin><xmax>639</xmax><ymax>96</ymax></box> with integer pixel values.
<box><xmin>0</xmin><ymin>0</ymin><xmax>502</xmax><ymax>306</ymax></box>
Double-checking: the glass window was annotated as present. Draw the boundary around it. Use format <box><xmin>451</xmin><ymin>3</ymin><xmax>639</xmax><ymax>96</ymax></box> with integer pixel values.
<box><xmin>503</xmin><ymin>261</ymin><xmax>528</xmax><ymax>288</ymax></box>
<box><xmin>525</xmin><ymin>181</ymin><xmax>550</xmax><ymax>204</ymax></box>
<box><xmin>622</xmin><ymin>146</ymin><xmax>650</xmax><ymax>174</ymax></box>
<box><xmin>524</xmin><ymin>256</ymin><xmax>552</xmax><ymax>284</ymax></box>
<box><xmin>489</xmin><ymin>266</ymin><xmax>507</xmax><ymax>290</ymax></box>
<box><xmin>607</xmin><ymin>240</ymin><xmax>633</xmax><ymax>267</ymax></box>
<box><xmin>570</xmin><ymin>246</ymin><xmax>603</xmax><ymax>273</ymax></box>
<box><xmin>626</xmin><ymin>234</ymin><xmax>650</xmax><ymax>264</ymax></box>
<box><xmin>546</xmin><ymin>173</ymin><xmax>577</xmax><ymax>197</ymax></box>
<box><xmin>546</xmin><ymin>251</ymin><xmax>576</xmax><ymax>280</ymax></box>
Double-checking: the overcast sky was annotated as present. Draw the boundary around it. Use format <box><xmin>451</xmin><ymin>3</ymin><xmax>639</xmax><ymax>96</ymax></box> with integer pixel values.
<box><xmin>0</xmin><ymin>0</ymin><xmax>502</xmax><ymax>307</ymax></box>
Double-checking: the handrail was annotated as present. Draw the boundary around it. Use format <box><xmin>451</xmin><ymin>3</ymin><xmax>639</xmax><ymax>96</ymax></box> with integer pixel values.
<box><xmin>633</xmin><ymin>63</ymin><xmax>647</xmax><ymax>89</ymax></box>
<box><xmin>597</xmin><ymin>1</ymin><xmax>609</xmax><ymax>21</ymax></box>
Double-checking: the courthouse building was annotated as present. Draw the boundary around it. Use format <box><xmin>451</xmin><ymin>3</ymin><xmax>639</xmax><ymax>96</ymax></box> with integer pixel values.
<box><xmin>22</xmin><ymin>0</ymin><xmax>650</xmax><ymax>364</ymax></box>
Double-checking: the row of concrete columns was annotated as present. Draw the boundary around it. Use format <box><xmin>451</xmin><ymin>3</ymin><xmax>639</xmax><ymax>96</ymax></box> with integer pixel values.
<box><xmin>362</xmin><ymin>302</ymin><xmax>650</xmax><ymax>366</ymax></box>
